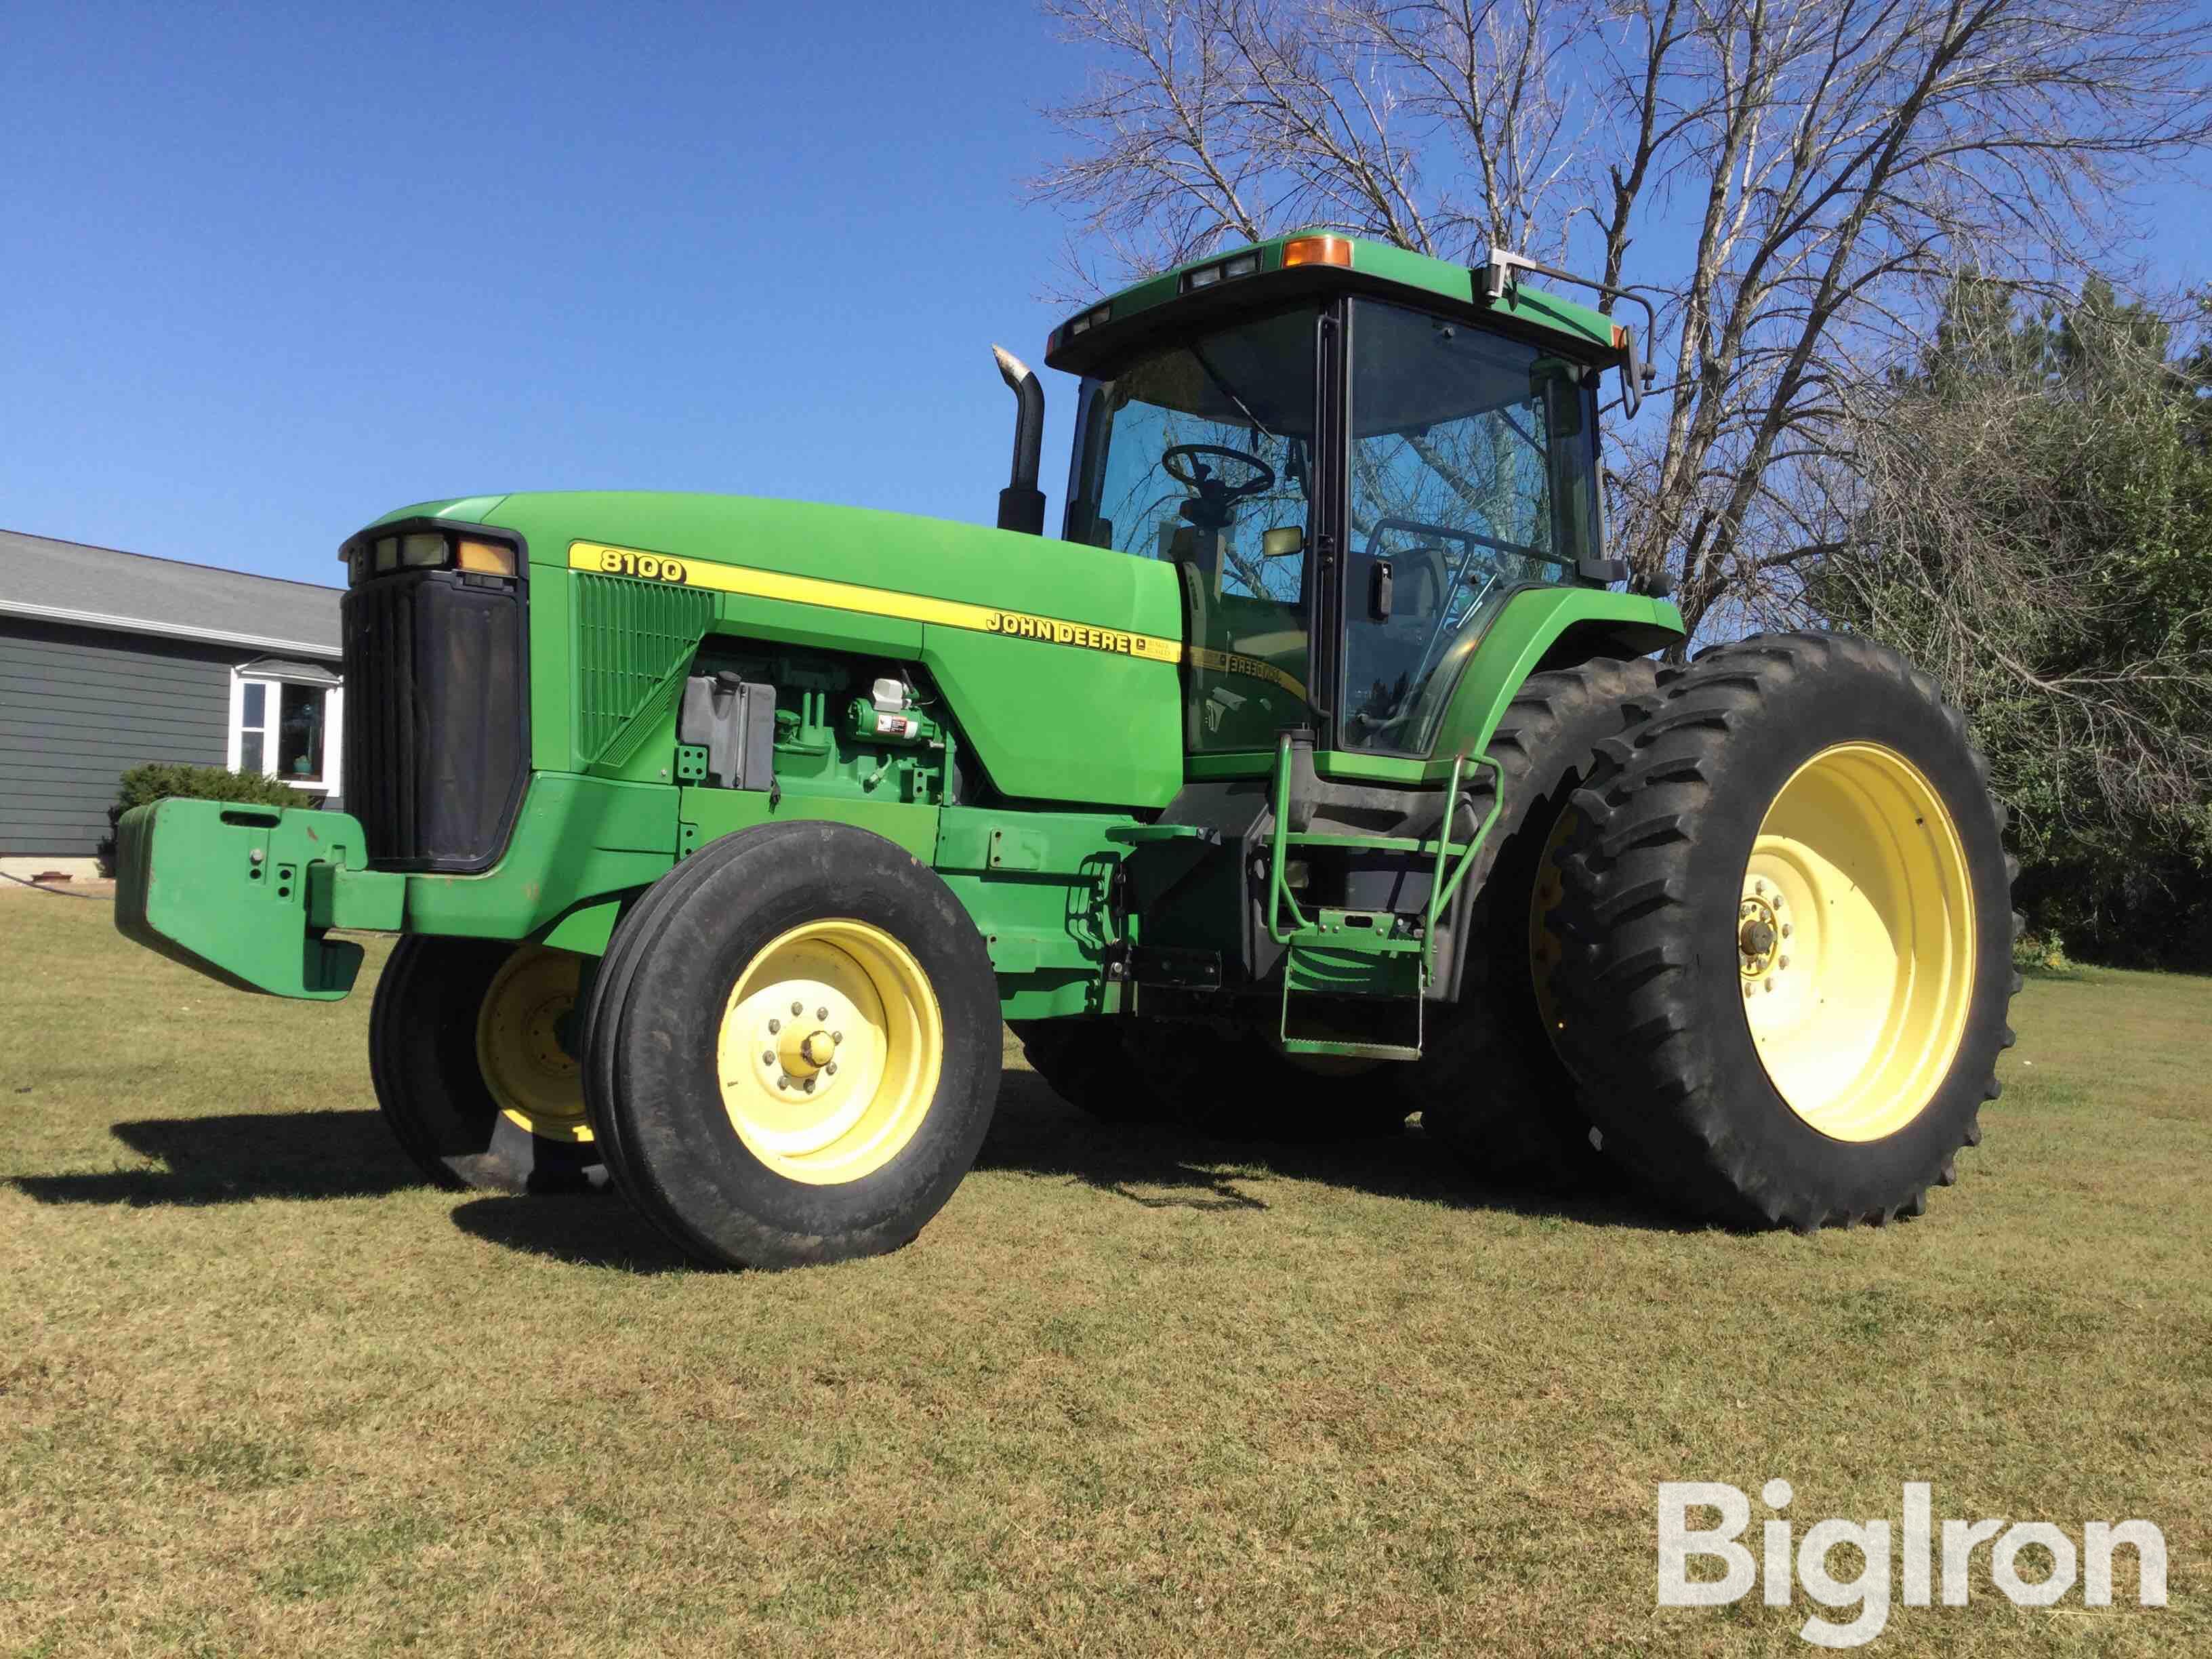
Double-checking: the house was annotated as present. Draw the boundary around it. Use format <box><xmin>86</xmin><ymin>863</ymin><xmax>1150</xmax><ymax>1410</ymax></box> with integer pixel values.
<box><xmin>0</xmin><ymin>529</ymin><xmax>344</xmax><ymax>875</ymax></box>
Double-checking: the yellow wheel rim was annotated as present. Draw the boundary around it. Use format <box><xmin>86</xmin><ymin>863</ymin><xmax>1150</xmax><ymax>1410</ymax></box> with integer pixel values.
<box><xmin>1740</xmin><ymin>743</ymin><xmax>1975</xmax><ymax>1141</ymax></box>
<box><xmin>475</xmin><ymin>945</ymin><xmax>592</xmax><ymax>1143</ymax></box>
<box><xmin>714</xmin><ymin>920</ymin><xmax>943</xmax><ymax>1185</ymax></box>
<box><xmin>1526</xmin><ymin>803</ymin><xmax>1579</xmax><ymax>1046</ymax></box>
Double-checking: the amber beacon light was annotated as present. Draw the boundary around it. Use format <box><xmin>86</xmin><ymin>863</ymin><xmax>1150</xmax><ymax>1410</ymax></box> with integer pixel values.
<box><xmin>1282</xmin><ymin>234</ymin><xmax>1353</xmax><ymax>268</ymax></box>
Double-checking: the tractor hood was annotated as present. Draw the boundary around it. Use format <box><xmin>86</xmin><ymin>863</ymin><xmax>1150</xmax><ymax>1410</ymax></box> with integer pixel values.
<box><xmin>434</xmin><ymin>491</ymin><xmax>1192</xmax><ymax>808</ymax></box>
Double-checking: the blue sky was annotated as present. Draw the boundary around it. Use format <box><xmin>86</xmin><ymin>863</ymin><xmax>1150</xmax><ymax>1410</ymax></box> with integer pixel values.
<box><xmin>3</xmin><ymin>3</ymin><xmax>1101</xmax><ymax>586</ymax></box>
<box><xmin>5</xmin><ymin>2</ymin><xmax>2209</xmax><ymax>589</ymax></box>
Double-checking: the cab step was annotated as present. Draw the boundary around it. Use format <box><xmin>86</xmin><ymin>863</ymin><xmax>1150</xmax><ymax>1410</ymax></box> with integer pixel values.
<box><xmin>1279</xmin><ymin>941</ymin><xmax>1423</xmax><ymax>1060</ymax></box>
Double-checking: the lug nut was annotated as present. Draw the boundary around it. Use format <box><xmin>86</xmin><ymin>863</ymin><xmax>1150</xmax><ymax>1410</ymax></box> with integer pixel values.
<box><xmin>768</xmin><ymin>1018</ymin><xmax>780</xmax><ymax>1033</ymax></box>
<box><xmin>762</xmin><ymin>1050</ymin><xmax>776</xmax><ymax>1066</ymax></box>
<box><xmin>832</xmin><ymin>1030</ymin><xmax>844</xmax><ymax>1044</ymax></box>
<box><xmin>1765</xmin><ymin>977</ymin><xmax>1776</xmax><ymax>993</ymax></box>
<box><xmin>776</xmin><ymin>1076</ymin><xmax>790</xmax><ymax>1090</ymax></box>
<box><xmin>792</xmin><ymin>1001</ymin><xmax>804</xmax><ymax>1017</ymax></box>
<box><xmin>817</xmin><ymin>1006</ymin><xmax>828</xmax><ymax>1021</ymax></box>
<box><xmin>1778</xmin><ymin>956</ymin><xmax>1790</xmax><ymax>970</ymax></box>
<box><xmin>802</xmin><ymin>1077</ymin><xmax>816</xmax><ymax>1093</ymax></box>
<box><xmin>826</xmin><ymin>1062</ymin><xmax>838</xmax><ymax>1076</ymax></box>
<box><xmin>1781</xmin><ymin>923</ymin><xmax>1793</xmax><ymax>938</ymax></box>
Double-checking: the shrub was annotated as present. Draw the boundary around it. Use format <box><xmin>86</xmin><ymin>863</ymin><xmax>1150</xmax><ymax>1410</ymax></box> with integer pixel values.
<box><xmin>2013</xmin><ymin>928</ymin><xmax>2072</xmax><ymax>975</ymax></box>
<box><xmin>96</xmin><ymin>764</ymin><xmax>312</xmax><ymax>875</ymax></box>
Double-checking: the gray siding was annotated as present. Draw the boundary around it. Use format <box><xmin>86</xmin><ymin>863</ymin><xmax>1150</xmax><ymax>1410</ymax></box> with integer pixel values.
<box><xmin>0</xmin><ymin>619</ymin><xmax>240</xmax><ymax>857</ymax></box>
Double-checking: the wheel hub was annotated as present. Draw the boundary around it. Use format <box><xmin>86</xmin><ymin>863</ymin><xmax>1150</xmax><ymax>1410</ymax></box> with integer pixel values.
<box><xmin>759</xmin><ymin>1002</ymin><xmax>848</xmax><ymax>1095</ymax></box>
<box><xmin>1736</xmin><ymin>886</ymin><xmax>1786</xmax><ymax>983</ymax></box>
<box><xmin>715</xmin><ymin>921</ymin><xmax>942</xmax><ymax>1184</ymax></box>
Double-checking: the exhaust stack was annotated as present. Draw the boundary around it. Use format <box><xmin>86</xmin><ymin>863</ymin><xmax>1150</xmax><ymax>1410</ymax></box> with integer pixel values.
<box><xmin>991</xmin><ymin>345</ymin><xmax>1046</xmax><ymax>536</ymax></box>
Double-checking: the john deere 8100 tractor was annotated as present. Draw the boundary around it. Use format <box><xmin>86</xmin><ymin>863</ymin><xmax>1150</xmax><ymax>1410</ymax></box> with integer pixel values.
<box><xmin>115</xmin><ymin>232</ymin><xmax>2016</xmax><ymax>1267</ymax></box>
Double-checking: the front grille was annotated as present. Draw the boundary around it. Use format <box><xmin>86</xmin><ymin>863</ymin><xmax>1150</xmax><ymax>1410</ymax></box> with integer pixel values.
<box><xmin>342</xmin><ymin>569</ymin><xmax>528</xmax><ymax>872</ymax></box>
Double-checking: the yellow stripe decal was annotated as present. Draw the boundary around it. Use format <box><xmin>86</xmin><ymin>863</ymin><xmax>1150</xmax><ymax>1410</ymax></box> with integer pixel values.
<box><xmin>569</xmin><ymin>541</ymin><xmax>1183</xmax><ymax>666</ymax></box>
<box><xmin>1189</xmin><ymin>645</ymin><xmax>1308</xmax><ymax>701</ymax></box>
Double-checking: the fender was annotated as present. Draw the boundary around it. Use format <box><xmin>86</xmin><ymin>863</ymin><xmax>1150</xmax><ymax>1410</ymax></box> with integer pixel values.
<box><xmin>1430</xmin><ymin>586</ymin><xmax>1685</xmax><ymax>762</ymax></box>
<box><xmin>1319</xmin><ymin>586</ymin><xmax>1685</xmax><ymax>784</ymax></box>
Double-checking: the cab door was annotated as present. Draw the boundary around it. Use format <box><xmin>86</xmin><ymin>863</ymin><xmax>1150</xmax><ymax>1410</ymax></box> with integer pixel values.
<box><xmin>1335</xmin><ymin>298</ymin><xmax>1602</xmax><ymax>756</ymax></box>
<box><xmin>1061</xmin><ymin>305</ymin><xmax>1327</xmax><ymax>758</ymax></box>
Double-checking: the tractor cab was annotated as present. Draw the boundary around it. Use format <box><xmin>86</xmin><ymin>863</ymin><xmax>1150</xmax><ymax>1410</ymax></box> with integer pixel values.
<box><xmin>1034</xmin><ymin>233</ymin><xmax>1664</xmax><ymax>1057</ymax></box>
<box><xmin>1044</xmin><ymin>232</ymin><xmax>1643</xmax><ymax>772</ymax></box>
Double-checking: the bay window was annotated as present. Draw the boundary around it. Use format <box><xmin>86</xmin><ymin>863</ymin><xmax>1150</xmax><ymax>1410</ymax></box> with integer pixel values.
<box><xmin>228</xmin><ymin>665</ymin><xmax>343</xmax><ymax>794</ymax></box>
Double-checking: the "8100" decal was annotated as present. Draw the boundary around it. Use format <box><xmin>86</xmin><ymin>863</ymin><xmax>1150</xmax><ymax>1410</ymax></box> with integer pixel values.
<box><xmin>592</xmin><ymin>546</ymin><xmax>689</xmax><ymax>583</ymax></box>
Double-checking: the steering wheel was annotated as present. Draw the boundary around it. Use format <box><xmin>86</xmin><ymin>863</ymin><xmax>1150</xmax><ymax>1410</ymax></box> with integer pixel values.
<box><xmin>1162</xmin><ymin>443</ymin><xmax>1275</xmax><ymax>533</ymax></box>
<box><xmin>1162</xmin><ymin>443</ymin><xmax>1276</xmax><ymax>496</ymax></box>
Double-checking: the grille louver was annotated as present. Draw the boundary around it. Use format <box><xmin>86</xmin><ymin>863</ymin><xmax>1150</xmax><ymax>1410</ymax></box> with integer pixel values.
<box><xmin>574</xmin><ymin>573</ymin><xmax>715</xmax><ymax>768</ymax></box>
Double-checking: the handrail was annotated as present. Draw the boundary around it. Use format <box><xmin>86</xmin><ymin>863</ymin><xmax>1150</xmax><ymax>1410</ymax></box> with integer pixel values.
<box><xmin>1267</xmin><ymin>733</ymin><xmax>1504</xmax><ymax>973</ymax></box>
<box><xmin>1421</xmin><ymin>751</ymin><xmax>1504</xmax><ymax>983</ymax></box>
<box><xmin>1266</xmin><ymin>733</ymin><xmax>1315</xmax><ymax>943</ymax></box>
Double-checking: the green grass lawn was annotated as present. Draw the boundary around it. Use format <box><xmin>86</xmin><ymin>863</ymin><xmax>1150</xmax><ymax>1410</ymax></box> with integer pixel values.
<box><xmin>1</xmin><ymin>890</ymin><xmax>2205</xmax><ymax>1656</ymax></box>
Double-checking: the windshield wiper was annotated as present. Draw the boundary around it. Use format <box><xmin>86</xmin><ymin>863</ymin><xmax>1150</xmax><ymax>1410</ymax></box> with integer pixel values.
<box><xmin>1190</xmin><ymin>343</ymin><xmax>1274</xmax><ymax>440</ymax></box>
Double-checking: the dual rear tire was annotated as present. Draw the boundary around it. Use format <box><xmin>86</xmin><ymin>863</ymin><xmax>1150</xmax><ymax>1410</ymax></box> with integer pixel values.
<box><xmin>1397</xmin><ymin>657</ymin><xmax>1661</xmax><ymax>1181</ymax></box>
<box><xmin>1539</xmin><ymin>632</ymin><xmax>2018</xmax><ymax>1228</ymax></box>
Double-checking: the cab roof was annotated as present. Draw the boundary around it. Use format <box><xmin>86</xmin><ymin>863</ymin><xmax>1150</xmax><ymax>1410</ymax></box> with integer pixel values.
<box><xmin>1043</xmin><ymin>230</ymin><xmax>1629</xmax><ymax>380</ymax></box>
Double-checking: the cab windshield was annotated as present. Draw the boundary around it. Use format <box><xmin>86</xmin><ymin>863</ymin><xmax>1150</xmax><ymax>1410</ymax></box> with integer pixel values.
<box><xmin>1065</xmin><ymin>306</ymin><xmax>1317</xmax><ymax>752</ymax></box>
<box><xmin>1340</xmin><ymin>298</ymin><xmax>1602</xmax><ymax>753</ymax></box>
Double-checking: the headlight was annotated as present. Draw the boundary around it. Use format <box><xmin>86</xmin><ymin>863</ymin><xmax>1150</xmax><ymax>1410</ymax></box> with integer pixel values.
<box><xmin>455</xmin><ymin>538</ymin><xmax>517</xmax><ymax>577</ymax></box>
<box><xmin>341</xmin><ymin>529</ymin><xmax>520</xmax><ymax>585</ymax></box>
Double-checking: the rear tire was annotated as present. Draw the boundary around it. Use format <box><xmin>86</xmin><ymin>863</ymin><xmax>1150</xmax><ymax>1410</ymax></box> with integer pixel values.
<box><xmin>583</xmin><ymin>822</ymin><xmax>1001</xmax><ymax>1269</ymax></box>
<box><xmin>1545</xmin><ymin>632</ymin><xmax>2018</xmax><ymax>1228</ymax></box>
<box><xmin>1122</xmin><ymin>1023</ymin><xmax>1409</xmax><ymax>1141</ymax></box>
<box><xmin>369</xmin><ymin>938</ymin><xmax>603</xmax><ymax>1193</ymax></box>
<box><xmin>1012</xmin><ymin>1015</ymin><xmax>1406</xmax><ymax>1140</ymax></box>
<box><xmin>1401</xmin><ymin>657</ymin><xmax>1660</xmax><ymax>1180</ymax></box>
<box><xmin>1006</xmin><ymin>1017</ymin><xmax>1164</xmax><ymax>1123</ymax></box>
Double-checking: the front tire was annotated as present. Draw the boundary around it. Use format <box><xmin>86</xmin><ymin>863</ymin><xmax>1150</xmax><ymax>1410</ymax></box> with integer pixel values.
<box><xmin>1545</xmin><ymin>632</ymin><xmax>2018</xmax><ymax>1228</ymax></box>
<box><xmin>583</xmin><ymin>822</ymin><xmax>1002</xmax><ymax>1269</ymax></box>
<box><xmin>368</xmin><ymin>938</ymin><xmax>603</xmax><ymax>1193</ymax></box>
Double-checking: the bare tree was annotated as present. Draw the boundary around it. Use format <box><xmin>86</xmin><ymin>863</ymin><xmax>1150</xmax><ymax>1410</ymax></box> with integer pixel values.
<box><xmin>1031</xmin><ymin>0</ymin><xmax>2212</xmax><ymax>639</ymax></box>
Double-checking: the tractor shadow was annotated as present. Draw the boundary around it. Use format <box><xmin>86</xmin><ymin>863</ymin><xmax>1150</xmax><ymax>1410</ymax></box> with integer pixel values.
<box><xmin>10</xmin><ymin>1111</ymin><xmax>419</xmax><ymax>1207</ymax></box>
<box><xmin>448</xmin><ymin>1193</ymin><xmax>694</xmax><ymax>1273</ymax></box>
<box><xmin>9</xmin><ymin>1107</ymin><xmax>698</xmax><ymax>1271</ymax></box>
<box><xmin>7</xmin><ymin>1089</ymin><xmax>1697</xmax><ymax>1263</ymax></box>
<box><xmin>977</xmin><ymin>1068</ymin><xmax>1701</xmax><ymax>1233</ymax></box>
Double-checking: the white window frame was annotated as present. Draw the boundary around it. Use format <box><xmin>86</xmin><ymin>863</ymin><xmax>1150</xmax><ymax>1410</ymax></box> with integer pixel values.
<box><xmin>227</xmin><ymin>669</ymin><xmax>344</xmax><ymax>796</ymax></box>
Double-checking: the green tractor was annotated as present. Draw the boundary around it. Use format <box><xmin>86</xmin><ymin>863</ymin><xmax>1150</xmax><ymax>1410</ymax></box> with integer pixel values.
<box><xmin>115</xmin><ymin>232</ymin><xmax>2017</xmax><ymax>1267</ymax></box>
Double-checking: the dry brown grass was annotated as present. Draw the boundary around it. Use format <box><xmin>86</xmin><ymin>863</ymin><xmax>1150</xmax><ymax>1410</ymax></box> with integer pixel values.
<box><xmin>1</xmin><ymin>889</ymin><xmax>2205</xmax><ymax>1656</ymax></box>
